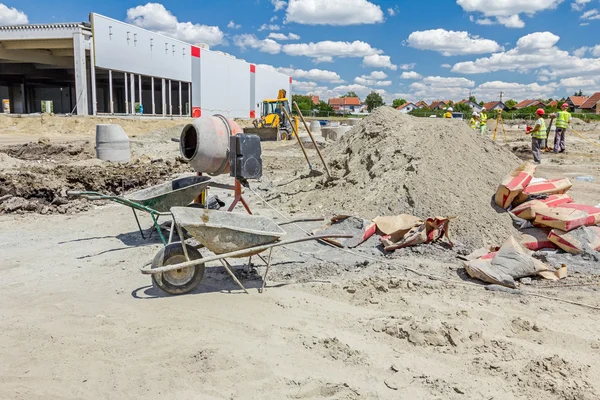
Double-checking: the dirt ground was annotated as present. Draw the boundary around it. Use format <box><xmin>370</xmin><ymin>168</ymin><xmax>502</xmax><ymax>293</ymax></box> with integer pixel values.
<box><xmin>1</xmin><ymin>114</ymin><xmax>600</xmax><ymax>400</ymax></box>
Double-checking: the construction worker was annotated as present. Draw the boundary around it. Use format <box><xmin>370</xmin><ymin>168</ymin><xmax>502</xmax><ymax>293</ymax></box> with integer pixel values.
<box><xmin>477</xmin><ymin>107</ymin><xmax>488</xmax><ymax>135</ymax></box>
<box><xmin>444</xmin><ymin>107</ymin><xmax>453</xmax><ymax>118</ymax></box>
<box><xmin>526</xmin><ymin>108</ymin><xmax>547</xmax><ymax>164</ymax></box>
<box><xmin>469</xmin><ymin>112</ymin><xmax>478</xmax><ymax>130</ymax></box>
<box><xmin>552</xmin><ymin>103</ymin><xmax>571</xmax><ymax>153</ymax></box>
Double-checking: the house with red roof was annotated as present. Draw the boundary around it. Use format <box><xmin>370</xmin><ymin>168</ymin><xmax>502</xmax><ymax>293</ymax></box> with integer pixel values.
<box><xmin>483</xmin><ymin>101</ymin><xmax>508</xmax><ymax>111</ymax></box>
<box><xmin>415</xmin><ymin>101</ymin><xmax>428</xmax><ymax>108</ymax></box>
<box><xmin>547</xmin><ymin>100</ymin><xmax>559</xmax><ymax>108</ymax></box>
<box><xmin>329</xmin><ymin>97</ymin><xmax>362</xmax><ymax>113</ymax></box>
<box><xmin>429</xmin><ymin>100</ymin><xmax>450</xmax><ymax>110</ymax></box>
<box><xmin>513</xmin><ymin>99</ymin><xmax>545</xmax><ymax>109</ymax></box>
<box><xmin>311</xmin><ymin>96</ymin><xmax>320</xmax><ymax>106</ymax></box>
<box><xmin>396</xmin><ymin>102</ymin><xmax>418</xmax><ymax>113</ymax></box>
<box><xmin>579</xmin><ymin>93</ymin><xmax>600</xmax><ymax>113</ymax></box>
<box><xmin>566</xmin><ymin>96</ymin><xmax>588</xmax><ymax>112</ymax></box>
<box><xmin>457</xmin><ymin>99</ymin><xmax>483</xmax><ymax>112</ymax></box>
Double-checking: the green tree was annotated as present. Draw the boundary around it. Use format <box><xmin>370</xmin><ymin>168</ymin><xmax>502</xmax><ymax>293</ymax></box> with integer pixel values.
<box><xmin>340</xmin><ymin>91</ymin><xmax>358</xmax><ymax>98</ymax></box>
<box><xmin>365</xmin><ymin>91</ymin><xmax>384</xmax><ymax>112</ymax></box>
<box><xmin>392</xmin><ymin>98</ymin><xmax>407</xmax><ymax>108</ymax></box>
<box><xmin>316</xmin><ymin>100</ymin><xmax>333</xmax><ymax>117</ymax></box>
<box><xmin>469</xmin><ymin>95</ymin><xmax>477</xmax><ymax>103</ymax></box>
<box><xmin>479</xmin><ymin>101</ymin><xmax>485</xmax><ymax>106</ymax></box>
<box><xmin>292</xmin><ymin>94</ymin><xmax>315</xmax><ymax>113</ymax></box>
<box><xmin>454</xmin><ymin>102</ymin><xmax>472</xmax><ymax>116</ymax></box>
<box><xmin>505</xmin><ymin>99</ymin><xmax>517</xmax><ymax>109</ymax></box>
<box><xmin>574</xmin><ymin>90</ymin><xmax>583</xmax><ymax>96</ymax></box>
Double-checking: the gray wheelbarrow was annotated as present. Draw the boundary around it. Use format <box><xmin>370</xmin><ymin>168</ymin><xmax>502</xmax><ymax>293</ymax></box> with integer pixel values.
<box><xmin>140</xmin><ymin>207</ymin><xmax>350</xmax><ymax>295</ymax></box>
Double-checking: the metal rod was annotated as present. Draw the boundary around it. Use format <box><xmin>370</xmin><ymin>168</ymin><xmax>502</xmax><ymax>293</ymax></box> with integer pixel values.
<box><xmin>175</xmin><ymin>224</ymin><xmax>190</xmax><ymax>261</ymax></box>
<box><xmin>178</xmin><ymin>81</ymin><xmax>182</xmax><ymax>116</ymax></box>
<box><xmin>168</xmin><ymin>218</ymin><xmax>174</xmax><ymax>244</ymax></box>
<box><xmin>220</xmin><ymin>259</ymin><xmax>249</xmax><ymax>294</ymax></box>
<box><xmin>293</xmin><ymin>101</ymin><xmax>331</xmax><ymax>178</ymax></box>
<box><xmin>138</xmin><ymin>75</ymin><xmax>142</xmax><ymax>115</ymax></box>
<box><xmin>132</xmin><ymin>208</ymin><xmax>146</xmax><ymax>239</ymax></box>
<box><xmin>141</xmin><ymin>234</ymin><xmax>352</xmax><ymax>275</ymax></box>
<box><xmin>108</xmin><ymin>70</ymin><xmax>114</xmax><ymax>114</ymax></box>
<box><xmin>281</xmin><ymin>106</ymin><xmax>312</xmax><ymax>170</ymax></box>
<box><xmin>124</xmin><ymin>72</ymin><xmax>128</xmax><ymax>115</ymax></box>
<box><xmin>260</xmin><ymin>247</ymin><xmax>274</xmax><ymax>293</ymax></box>
<box><xmin>151</xmin><ymin>77</ymin><xmax>155</xmax><ymax>115</ymax></box>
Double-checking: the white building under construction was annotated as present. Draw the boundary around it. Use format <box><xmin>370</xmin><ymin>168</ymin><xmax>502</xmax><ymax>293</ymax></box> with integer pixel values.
<box><xmin>0</xmin><ymin>13</ymin><xmax>292</xmax><ymax>118</ymax></box>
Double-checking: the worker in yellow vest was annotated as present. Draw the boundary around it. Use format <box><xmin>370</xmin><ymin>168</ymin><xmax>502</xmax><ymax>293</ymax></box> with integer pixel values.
<box><xmin>469</xmin><ymin>113</ymin><xmax>478</xmax><ymax>130</ymax></box>
<box><xmin>552</xmin><ymin>103</ymin><xmax>571</xmax><ymax>153</ymax></box>
<box><xmin>526</xmin><ymin>108</ymin><xmax>547</xmax><ymax>164</ymax></box>
<box><xmin>477</xmin><ymin>108</ymin><xmax>488</xmax><ymax>135</ymax></box>
<box><xmin>444</xmin><ymin>107</ymin><xmax>453</xmax><ymax>118</ymax></box>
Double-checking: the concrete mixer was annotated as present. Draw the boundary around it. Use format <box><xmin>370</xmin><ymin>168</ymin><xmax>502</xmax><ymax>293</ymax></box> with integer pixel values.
<box><xmin>180</xmin><ymin>114</ymin><xmax>262</xmax><ymax>213</ymax></box>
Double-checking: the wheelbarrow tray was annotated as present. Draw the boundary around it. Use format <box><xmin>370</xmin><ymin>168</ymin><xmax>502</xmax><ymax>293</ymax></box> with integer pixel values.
<box><xmin>126</xmin><ymin>175</ymin><xmax>211</xmax><ymax>213</ymax></box>
<box><xmin>170</xmin><ymin>207</ymin><xmax>286</xmax><ymax>256</ymax></box>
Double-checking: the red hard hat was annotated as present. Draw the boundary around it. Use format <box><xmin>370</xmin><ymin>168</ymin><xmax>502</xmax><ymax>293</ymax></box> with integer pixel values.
<box><xmin>536</xmin><ymin>108</ymin><xmax>545</xmax><ymax>115</ymax></box>
<box><xmin>562</xmin><ymin>103</ymin><xmax>568</xmax><ymax>108</ymax></box>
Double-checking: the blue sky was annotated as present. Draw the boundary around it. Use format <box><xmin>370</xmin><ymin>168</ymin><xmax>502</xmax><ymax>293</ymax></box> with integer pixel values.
<box><xmin>3</xmin><ymin>0</ymin><xmax>600</xmax><ymax>103</ymax></box>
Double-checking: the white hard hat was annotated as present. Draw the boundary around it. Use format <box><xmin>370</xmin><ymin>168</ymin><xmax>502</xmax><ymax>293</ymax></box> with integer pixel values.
<box><xmin>448</xmin><ymin>107</ymin><xmax>453</xmax><ymax>111</ymax></box>
<box><xmin>481</xmin><ymin>107</ymin><xmax>486</xmax><ymax>111</ymax></box>
<box><xmin>473</xmin><ymin>112</ymin><xmax>479</xmax><ymax>116</ymax></box>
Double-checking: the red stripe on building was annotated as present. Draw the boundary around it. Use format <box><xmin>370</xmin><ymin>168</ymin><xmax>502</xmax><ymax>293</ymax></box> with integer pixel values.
<box><xmin>250</xmin><ymin>64</ymin><xmax>256</xmax><ymax>73</ymax></box>
<box><xmin>192</xmin><ymin>107</ymin><xmax>201</xmax><ymax>118</ymax></box>
<box><xmin>250</xmin><ymin>110</ymin><xmax>256</xmax><ymax>118</ymax></box>
<box><xmin>191</xmin><ymin>46</ymin><xmax>201</xmax><ymax>58</ymax></box>
<box><xmin>289</xmin><ymin>77</ymin><xmax>293</xmax><ymax>83</ymax></box>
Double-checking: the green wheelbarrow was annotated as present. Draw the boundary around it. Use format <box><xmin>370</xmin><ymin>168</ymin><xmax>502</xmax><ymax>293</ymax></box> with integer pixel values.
<box><xmin>67</xmin><ymin>175</ymin><xmax>212</xmax><ymax>246</ymax></box>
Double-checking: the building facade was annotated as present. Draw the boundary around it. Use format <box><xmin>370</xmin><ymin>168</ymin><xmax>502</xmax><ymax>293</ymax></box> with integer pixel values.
<box><xmin>0</xmin><ymin>13</ymin><xmax>292</xmax><ymax>118</ymax></box>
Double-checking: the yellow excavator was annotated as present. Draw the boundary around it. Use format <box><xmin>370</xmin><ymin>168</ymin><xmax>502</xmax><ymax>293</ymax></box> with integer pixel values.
<box><xmin>252</xmin><ymin>89</ymin><xmax>299</xmax><ymax>140</ymax></box>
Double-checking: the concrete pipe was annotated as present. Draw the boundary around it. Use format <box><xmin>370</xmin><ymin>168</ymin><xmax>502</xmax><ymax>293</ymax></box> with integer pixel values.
<box><xmin>96</xmin><ymin>124</ymin><xmax>130</xmax><ymax>162</ymax></box>
<box><xmin>180</xmin><ymin>114</ymin><xmax>242</xmax><ymax>175</ymax></box>
<box><xmin>309</xmin><ymin>120</ymin><xmax>322</xmax><ymax>134</ymax></box>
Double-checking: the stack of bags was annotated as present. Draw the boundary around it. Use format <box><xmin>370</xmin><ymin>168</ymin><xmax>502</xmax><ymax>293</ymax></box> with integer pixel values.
<box><xmin>495</xmin><ymin>162</ymin><xmax>600</xmax><ymax>255</ymax></box>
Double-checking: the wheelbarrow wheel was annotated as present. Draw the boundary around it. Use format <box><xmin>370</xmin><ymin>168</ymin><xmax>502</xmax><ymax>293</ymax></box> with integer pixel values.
<box><xmin>151</xmin><ymin>242</ymin><xmax>205</xmax><ymax>295</ymax></box>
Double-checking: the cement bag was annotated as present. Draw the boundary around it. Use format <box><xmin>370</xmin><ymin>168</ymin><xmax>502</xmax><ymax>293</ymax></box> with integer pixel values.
<box><xmin>373</xmin><ymin>214</ymin><xmax>422</xmax><ymax>242</ymax></box>
<box><xmin>520</xmin><ymin>228</ymin><xmax>557</xmax><ymax>251</ymax></box>
<box><xmin>548</xmin><ymin>227</ymin><xmax>600</xmax><ymax>255</ymax></box>
<box><xmin>464</xmin><ymin>236</ymin><xmax>555</xmax><ymax>288</ymax></box>
<box><xmin>495</xmin><ymin>162</ymin><xmax>536</xmax><ymax>209</ymax></box>
<box><xmin>523</xmin><ymin>178</ymin><xmax>572</xmax><ymax>196</ymax></box>
<box><xmin>512</xmin><ymin>194</ymin><xmax>574</xmax><ymax>220</ymax></box>
<box><xmin>534</xmin><ymin>206</ymin><xmax>600</xmax><ymax>231</ymax></box>
<box><xmin>379</xmin><ymin>216</ymin><xmax>453</xmax><ymax>251</ymax></box>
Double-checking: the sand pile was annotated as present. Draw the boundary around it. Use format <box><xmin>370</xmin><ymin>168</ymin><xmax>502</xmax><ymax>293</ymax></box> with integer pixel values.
<box><xmin>270</xmin><ymin>107</ymin><xmax>522</xmax><ymax>248</ymax></box>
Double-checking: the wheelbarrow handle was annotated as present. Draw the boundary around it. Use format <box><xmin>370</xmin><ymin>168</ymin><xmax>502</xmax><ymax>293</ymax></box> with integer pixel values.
<box><xmin>66</xmin><ymin>190</ymin><xmax>107</xmax><ymax>200</ymax></box>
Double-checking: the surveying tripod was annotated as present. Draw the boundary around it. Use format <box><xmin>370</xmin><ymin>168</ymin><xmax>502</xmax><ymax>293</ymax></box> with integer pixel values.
<box><xmin>492</xmin><ymin>110</ymin><xmax>507</xmax><ymax>143</ymax></box>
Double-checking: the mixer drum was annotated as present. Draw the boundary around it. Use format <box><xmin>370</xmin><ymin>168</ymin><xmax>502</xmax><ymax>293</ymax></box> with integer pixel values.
<box><xmin>180</xmin><ymin>115</ymin><xmax>242</xmax><ymax>176</ymax></box>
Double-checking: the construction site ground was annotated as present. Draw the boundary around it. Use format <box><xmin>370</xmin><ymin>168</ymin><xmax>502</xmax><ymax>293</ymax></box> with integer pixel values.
<box><xmin>1</xmin><ymin>114</ymin><xmax>600</xmax><ymax>400</ymax></box>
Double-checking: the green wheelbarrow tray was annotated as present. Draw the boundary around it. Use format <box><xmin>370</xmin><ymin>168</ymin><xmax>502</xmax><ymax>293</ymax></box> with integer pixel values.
<box><xmin>67</xmin><ymin>175</ymin><xmax>212</xmax><ymax>245</ymax></box>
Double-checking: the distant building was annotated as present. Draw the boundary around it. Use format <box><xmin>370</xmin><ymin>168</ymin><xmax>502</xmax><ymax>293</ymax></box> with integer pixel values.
<box><xmin>415</xmin><ymin>100</ymin><xmax>428</xmax><ymax>108</ymax></box>
<box><xmin>513</xmin><ymin>99</ymin><xmax>545</xmax><ymax>109</ymax></box>
<box><xmin>483</xmin><ymin>101</ymin><xmax>508</xmax><ymax>111</ymax></box>
<box><xmin>311</xmin><ymin>95</ymin><xmax>320</xmax><ymax>105</ymax></box>
<box><xmin>566</xmin><ymin>96</ymin><xmax>589</xmax><ymax>112</ymax></box>
<box><xmin>329</xmin><ymin>97</ymin><xmax>362</xmax><ymax>113</ymax></box>
<box><xmin>580</xmin><ymin>93</ymin><xmax>600</xmax><ymax>113</ymax></box>
<box><xmin>457</xmin><ymin>99</ymin><xmax>483</xmax><ymax>112</ymax></box>
<box><xmin>396</xmin><ymin>102</ymin><xmax>418</xmax><ymax>113</ymax></box>
<box><xmin>429</xmin><ymin>100</ymin><xmax>450</xmax><ymax>110</ymax></box>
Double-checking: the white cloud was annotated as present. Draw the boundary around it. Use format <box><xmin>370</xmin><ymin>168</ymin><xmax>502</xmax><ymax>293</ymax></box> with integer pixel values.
<box><xmin>474</xmin><ymin>81</ymin><xmax>558</xmax><ymax>100</ymax></box>
<box><xmin>362</xmin><ymin>71</ymin><xmax>388</xmax><ymax>79</ymax></box>
<box><xmin>451</xmin><ymin>31</ymin><xmax>600</xmax><ymax>80</ymax></box>
<box><xmin>581</xmin><ymin>9</ymin><xmax>600</xmax><ymax>19</ymax></box>
<box><xmin>259</xmin><ymin>23</ymin><xmax>281</xmax><ymax>31</ymax></box>
<box><xmin>387</xmin><ymin>6</ymin><xmax>399</xmax><ymax>16</ymax></box>
<box><xmin>227</xmin><ymin>20</ymin><xmax>241</xmax><ymax>29</ymax></box>
<box><xmin>362</xmin><ymin>54</ymin><xmax>398</xmax><ymax>70</ymax></box>
<box><xmin>271</xmin><ymin>67</ymin><xmax>344</xmax><ymax>82</ymax></box>
<box><xmin>354</xmin><ymin>75</ymin><xmax>392</xmax><ymax>86</ymax></box>
<box><xmin>474</xmin><ymin>17</ymin><xmax>495</xmax><ymax>25</ymax></box>
<box><xmin>314</xmin><ymin>56</ymin><xmax>334</xmax><ymax>63</ymax></box>
<box><xmin>0</xmin><ymin>3</ymin><xmax>28</xmax><ymax>25</ymax></box>
<box><xmin>497</xmin><ymin>15</ymin><xmax>525</xmax><ymax>28</ymax></box>
<box><xmin>593</xmin><ymin>45</ymin><xmax>600</xmax><ymax>57</ymax></box>
<box><xmin>399</xmin><ymin>63</ymin><xmax>416</xmax><ymax>70</ymax></box>
<box><xmin>267</xmin><ymin>32</ymin><xmax>300</xmax><ymax>40</ymax></box>
<box><xmin>331</xmin><ymin>84</ymin><xmax>372</xmax><ymax>97</ymax></box>
<box><xmin>458</xmin><ymin>0</ymin><xmax>563</xmax><ymax>28</ymax></box>
<box><xmin>271</xmin><ymin>0</ymin><xmax>287</xmax><ymax>11</ymax></box>
<box><xmin>580</xmin><ymin>22</ymin><xmax>590</xmax><ymax>25</ymax></box>
<box><xmin>293</xmin><ymin>80</ymin><xmax>319</xmax><ymax>92</ymax></box>
<box><xmin>441</xmin><ymin>63</ymin><xmax>452</xmax><ymax>68</ymax></box>
<box><xmin>406</xmin><ymin>29</ymin><xmax>503</xmax><ymax>56</ymax></box>
<box><xmin>422</xmin><ymin>76</ymin><xmax>475</xmax><ymax>88</ymax></box>
<box><xmin>283</xmin><ymin>40</ymin><xmax>381</xmax><ymax>60</ymax></box>
<box><xmin>270</xmin><ymin>15</ymin><xmax>279</xmax><ymax>22</ymax></box>
<box><xmin>571</xmin><ymin>0</ymin><xmax>591</xmax><ymax>11</ymax></box>
<box><xmin>538</xmin><ymin>75</ymin><xmax>550</xmax><ymax>82</ymax></box>
<box><xmin>285</xmin><ymin>0</ymin><xmax>384</xmax><ymax>25</ymax></box>
<box><xmin>400</xmin><ymin>71</ymin><xmax>422</xmax><ymax>79</ymax></box>
<box><xmin>233</xmin><ymin>34</ymin><xmax>282</xmax><ymax>54</ymax></box>
<box><xmin>573</xmin><ymin>46</ymin><xmax>589</xmax><ymax>57</ymax></box>
<box><xmin>126</xmin><ymin>3</ymin><xmax>224</xmax><ymax>46</ymax></box>
<box><xmin>407</xmin><ymin>76</ymin><xmax>476</xmax><ymax>101</ymax></box>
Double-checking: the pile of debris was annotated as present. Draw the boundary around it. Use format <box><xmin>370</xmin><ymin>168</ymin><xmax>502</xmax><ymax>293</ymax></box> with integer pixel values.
<box><xmin>270</xmin><ymin>107</ymin><xmax>522</xmax><ymax>248</ymax></box>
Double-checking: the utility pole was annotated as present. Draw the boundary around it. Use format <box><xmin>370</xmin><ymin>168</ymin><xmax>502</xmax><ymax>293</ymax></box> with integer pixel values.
<box><xmin>499</xmin><ymin>91</ymin><xmax>504</xmax><ymax>103</ymax></box>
